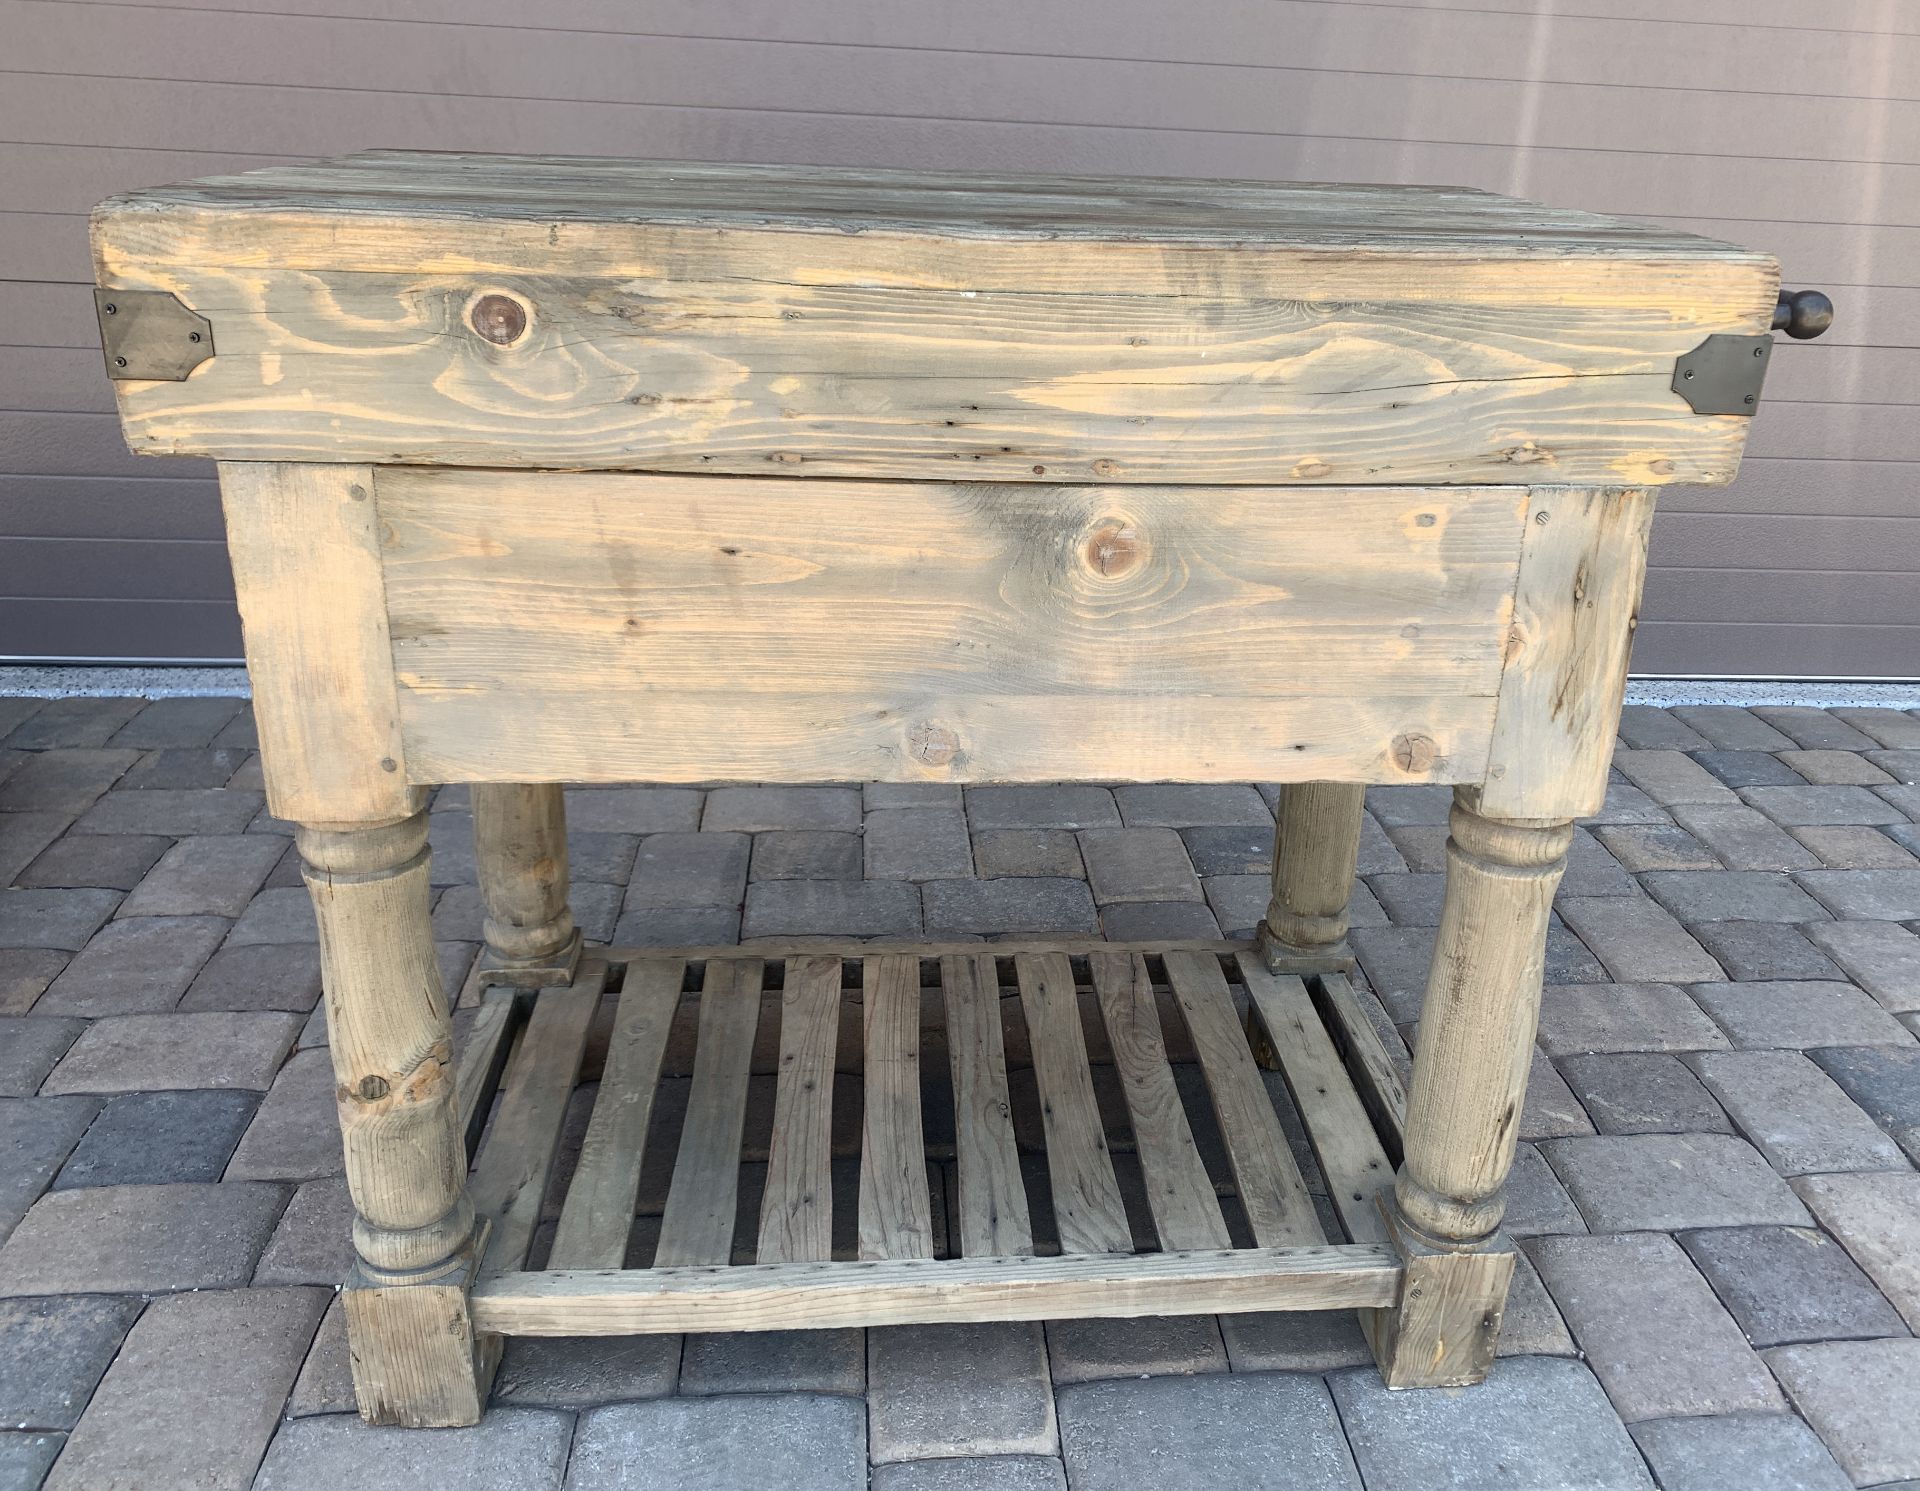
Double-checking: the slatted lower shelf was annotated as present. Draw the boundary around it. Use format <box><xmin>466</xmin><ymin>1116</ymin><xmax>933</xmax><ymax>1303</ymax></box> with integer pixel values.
<box><xmin>454</xmin><ymin>939</ymin><xmax>1408</xmax><ymax>1336</ymax></box>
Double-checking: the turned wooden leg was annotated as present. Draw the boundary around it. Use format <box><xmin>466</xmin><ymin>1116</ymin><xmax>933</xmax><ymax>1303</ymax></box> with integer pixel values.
<box><xmin>1367</xmin><ymin>787</ymin><xmax>1573</xmax><ymax>1388</ymax></box>
<box><xmin>473</xmin><ymin>782</ymin><xmax>580</xmax><ymax>989</ymax></box>
<box><xmin>301</xmin><ymin>810</ymin><xmax>498</xmax><ymax>1426</ymax></box>
<box><xmin>1258</xmin><ymin>781</ymin><xmax>1366</xmax><ymax>966</ymax></box>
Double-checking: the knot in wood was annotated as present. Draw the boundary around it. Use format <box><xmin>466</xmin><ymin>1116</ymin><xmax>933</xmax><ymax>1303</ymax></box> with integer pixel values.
<box><xmin>1391</xmin><ymin>733</ymin><xmax>1438</xmax><ymax>773</ymax></box>
<box><xmin>1083</xmin><ymin>519</ymin><xmax>1144</xmax><ymax>579</ymax></box>
<box><xmin>907</xmin><ymin>722</ymin><xmax>959</xmax><ymax>768</ymax></box>
<box><xmin>469</xmin><ymin>293</ymin><xmax>528</xmax><ymax>346</ymax></box>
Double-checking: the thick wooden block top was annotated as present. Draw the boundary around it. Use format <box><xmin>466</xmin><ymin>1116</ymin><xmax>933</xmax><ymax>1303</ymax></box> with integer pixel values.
<box><xmin>94</xmin><ymin>150</ymin><xmax>1778</xmax><ymax>486</ymax></box>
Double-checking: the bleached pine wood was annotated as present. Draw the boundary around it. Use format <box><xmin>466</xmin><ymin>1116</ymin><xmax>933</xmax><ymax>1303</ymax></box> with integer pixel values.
<box><xmin>1261</xmin><ymin>782</ymin><xmax>1368</xmax><ymax>960</ymax></box>
<box><xmin>1161</xmin><ymin>950</ymin><xmax>1323</xmax><ymax>1247</ymax></box>
<box><xmin>471</xmin><ymin>782</ymin><xmax>580</xmax><ymax>987</ymax></box>
<box><xmin>655</xmin><ymin>959</ymin><xmax>763</xmax><ymax>1266</ymax></box>
<box><xmin>757</xmin><ymin>955</ymin><xmax>842</xmax><ymax>1265</ymax></box>
<box><xmin>1478</xmin><ymin>487</ymin><xmax>1656</xmax><ymax>820</ymax></box>
<box><xmin>942</xmin><ymin>953</ymin><xmax>1033</xmax><ymax>1258</ymax></box>
<box><xmin>97</xmin><ymin>154</ymin><xmax>1775</xmax><ymax>487</ymax></box>
<box><xmin>547</xmin><ymin>957</ymin><xmax>682</xmax><ymax>1270</ymax></box>
<box><xmin>472</xmin><ymin>1244</ymin><xmax>1402</xmax><ymax>1336</ymax></box>
<box><xmin>218</xmin><ymin>461</ymin><xmax>413</xmax><ymax>826</ymax></box>
<box><xmin>1013</xmin><ymin>952</ymin><xmax>1131</xmax><ymax>1255</ymax></box>
<box><xmin>1238</xmin><ymin>959</ymin><xmax>1393</xmax><ymax>1245</ymax></box>
<box><xmin>858</xmin><ymin>954</ymin><xmax>935</xmax><ymax>1262</ymax></box>
<box><xmin>469</xmin><ymin>968</ymin><xmax>603</xmax><ymax>1280</ymax></box>
<box><xmin>1364</xmin><ymin>1209</ymin><xmax>1518</xmax><ymax>1391</ymax></box>
<box><xmin>378</xmin><ymin>470</ymin><xmax>1524</xmax><ymax>787</ymax></box>
<box><xmin>453</xmin><ymin>989</ymin><xmax>517</xmax><ymax>1161</ymax></box>
<box><xmin>1318</xmin><ymin>972</ymin><xmax>1410</xmax><ymax>1146</ymax></box>
<box><xmin>343</xmin><ymin>1222</ymin><xmax>499</xmax><ymax>1429</ymax></box>
<box><xmin>1088</xmin><ymin>950</ymin><xmax>1231</xmax><ymax>1252</ymax></box>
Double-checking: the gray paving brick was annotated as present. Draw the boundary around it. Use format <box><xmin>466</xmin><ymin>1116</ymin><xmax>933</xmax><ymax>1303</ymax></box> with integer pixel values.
<box><xmin>1741</xmin><ymin>785</ymin><xmax>1909</xmax><ymax>828</ymax></box>
<box><xmin>1060</xmin><ymin>1372</ymin><xmax>1357</xmax><ymax>1491</ymax></box>
<box><xmin>1535</xmin><ymin>982</ymin><xmax>1730</xmax><ymax>1057</ymax></box>
<box><xmin>1871</xmin><ymin>749</ymin><xmax>1920</xmax><ymax>784</ymax></box>
<box><xmin>1505</xmin><ymin>1142</ymin><xmax>1588</xmax><ymax>1236</ymax></box>
<box><xmin>613</xmin><ymin>905</ymin><xmax>741</xmax><ymax>946</ymax></box>
<box><xmin>1767</xmin><ymin>1339</ymin><xmax>1920</xmax><ymax>1487</ymax></box>
<box><xmin>703</xmin><ymin>785</ymin><xmax>861</xmax><ymax>833</ymax></box>
<box><xmin>1689</xmin><ymin>979</ymin><xmax>1914</xmax><ymax>1049</ymax></box>
<box><xmin>1555</xmin><ymin>1052</ymin><xmax>1731</xmax><ymax>1135</ymax></box>
<box><xmin>1542</xmin><ymin>1133</ymin><xmax>1810</xmax><ymax>1230</ymax></box>
<box><xmin>744</xmin><ymin>879</ymin><xmax>923</xmax><ymax>938</ymax></box>
<box><xmin>0</xmin><ymin>1431</ymin><xmax>61</xmax><ymax>1490</ymax></box>
<box><xmin>1331</xmin><ymin>1355</ymin><xmax>1651</xmax><ymax>1491</ymax></box>
<box><xmin>1754</xmin><ymin>707</ymin><xmax>1881</xmax><ymax>752</ymax></box>
<box><xmin>285</xmin><ymin>1295</ymin><xmax>351</xmax><ymax>1417</ymax></box>
<box><xmin>1078</xmin><ymin>828</ymin><xmax>1201</xmax><ymax>904</ymax></box>
<box><xmin>0</xmin><ymin>1182</ymin><xmax>287</xmax><ymax>1295</ymax></box>
<box><xmin>624</xmin><ymin>832</ymin><xmax>750</xmax><ymax>910</ymax></box>
<box><xmin>1838</xmin><ymin>708</ymin><xmax>1920</xmax><ymax>749</ymax></box>
<box><xmin>1559</xmin><ymin>828</ymin><xmax>1638</xmax><ymax>896</ymax></box>
<box><xmin>1384</xmin><ymin>823</ymin><xmax>1449</xmax><ymax>871</ymax></box>
<box><xmin>0</xmin><ymin>813</ymin><xmax>71</xmax><ymax>888</ymax></box>
<box><xmin>106</xmin><ymin>696</ymin><xmax>242</xmax><ymax>749</ymax></box>
<box><xmin>1527</xmin><ymin>1231</ymin><xmax>1781</xmax><ymax>1420</ymax></box>
<box><xmin>1218</xmin><ymin>1308</ymin><xmax>1371</xmax><ymax>1371</ymax></box>
<box><xmin>1812</xmin><ymin>1045</ymin><xmax>1920</xmax><ymax>1162</ymax></box>
<box><xmin>972</xmin><ymin>829</ymin><xmax>1083</xmax><ymax>879</ymax></box>
<box><xmin>1612</xmin><ymin>749</ymin><xmax>1737</xmax><ymax>805</ymax></box>
<box><xmin>44</xmin><ymin>1284</ymin><xmax>324</xmax><ymax>1491</ymax></box>
<box><xmin>37</xmin><ymin>915</ymin><xmax>227</xmax><ymax>1016</ymax></box>
<box><xmin>870</xmin><ymin>1322</ymin><xmax>1055</xmax><ymax>1460</ymax></box>
<box><xmin>1349</xmin><ymin>926</ymin><xmax>1434</xmax><ymax>1022</ymax></box>
<box><xmin>1589</xmin><ymin>822</ymin><xmax>1719</xmax><ymax>871</ymax></box>
<box><xmin>1791</xmin><ymin>824</ymin><xmax>1920</xmax><ymax>869</ymax></box>
<box><xmin>1781</xmin><ymin>748</ymin><xmax>1896</xmax><ymax>786</ymax></box>
<box><xmin>15</xmin><ymin>833</ymin><xmax>167</xmax><ymax>892</ymax></box>
<box><xmin>117</xmin><ymin>746</ymin><xmax>252</xmax><ymax>791</ymax></box>
<box><xmin>1690</xmin><ymin>920</ymin><xmax>1843</xmax><ymax>981</ymax></box>
<box><xmin>562</xmin><ymin>785</ymin><xmax>703</xmax><ymax>833</ymax></box>
<box><xmin>923</xmin><ymin>878</ymin><xmax>1093</xmax><ymax>937</ymax></box>
<box><xmin>0</xmin><ymin>1017</ymin><xmax>84</xmax><ymax>1097</ymax></box>
<box><xmin>1689</xmin><ymin>1049</ymin><xmax>1906</xmax><ymax>1174</ymax></box>
<box><xmin>1522</xmin><ymin>1047</ymin><xmax>1597</xmax><ymax>1139</ymax></box>
<box><xmin>4</xmin><ymin>699</ymin><xmax>141</xmax><ymax>751</ymax></box>
<box><xmin>72</xmin><ymin>787</ymin><xmax>265</xmax><ymax>837</ymax></box>
<box><xmin>1631</xmin><ymin>1412</ymin><xmax>1854</xmax><ymax>1491</ymax></box>
<box><xmin>1370</xmin><ymin>871</ymin><xmax>1444</xmax><ymax>926</ymax></box>
<box><xmin>0</xmin><ymin>750</ymin><xmax>139</xmax><ymax>813</ymax></box>
<box><xmin>0</xmin><ymin>889</ymin><xmax>119</xmax><ymax>952</ymax></box>
<box><xmin>0</xmin><ymin>1295</ymin><xmax>142</xmax><ymax>1432</ymax></box>
<box><xmin>224</xmin><ymin>886</ymin><xmax>316</xmax><ymax>944</ymax></box>
<box><xmin>1796</xmin><ymin>869</ymin><xmax>1920</xmax><ymax>921</ymax></box>
<box><xmin>568</xmin><ymin>1394</ymin><xmax>864</xmax><ymax>1490</ymax></box>
<box><xmin>119</xmin><ymin>834</ymin><xmax>285</xmax><ymax>918</ymax></box>
<box><xmin>1556</xmin><ymin>896</ymin><xmax>1723</xmax><ymax>982</ymax></box>
<box><xmin>0</xmin><ymin>699</ymin><xmax>44</xmax><ymax>744</ymax></box>
<box><xmin>1500</xmin><ymin>1246</ymin><xmax>1578</xmax><ymax>1355</ymax></box>
<box><xmin>679</xmin><ymin>1329</ymin><xmax>858</xmax><ymax>1395</ymax></box>
<box><xmin>1693</xmin><ymin>749</ymin><xmax>1808</xmax><ymax>788</ymax></box>
<box><xmin>225</xmin><ymin>1049</ymin><xmax>340</xmax><ymax>1181</ymax></box>
<box><xmin>1587</xmin><ymin>782</ymin><xmax>1672</xmax><ymax>825</ymax></box>
<box><xmin>864</xmin><ymin>782</ymin><xmax>961</xmax><ymax>812</ymax></box>
<box><xmin>1670</xmin><ymin>805</ymin><xmax>1822</xmax><ymax>871</ymax></box>
<box><xmin>1366</xmin><ymin>783</ymin><xmax>1454</xmax><ymax>827</ymax></box>
<box><xmin>1545</xmin><ymin>924</ymin><xmax>1610</xmax><ymax>984</ymax></box>
<box><xmin>54</xmin><ymin>1088</ymin><xmax>257</xmax><ymax>1188</ymax></box>
<box><xmin>966</xmin><ymin>785</ymin><xmax>1119</xmax><ymax>832</ymax></box>
<box><xmin>1618</xmin><ymin>705</ymin><xmax>1711</xmax><ymax>750</ymax></box>
<box><xmin>1681</xmin><ymin>1224</ymin><xmax>1909</xmax><ymax>1347</ymax></box>
<box><xmin>256</xmin><ymin>1407</ymin><xmax>573</xmax><ymax>1491</ymax></box>
<box><xmin>1642</xmin><ymin>870</ymin><xmax>1831</xmax><ymax>924</ymax></box>
<box><xmin>209</xmin><ymin>704</ymin><xmax>257</xmax><ymax>751</ymax></box>
<box><xmin>1098</xmin><ymin>901</ymin><xmax>1222</xmax><ymax>940</ymax></box>
<box><xmin>1203</xmin><ymin>873</ymin><xmax>1271</xmax><ymax>937</ymax></box>
<box><xmin>1793</xmin><ymin>1171</ymin><xmax>1920</xmax><ymax>1332</ymax></box>
<box><xmin>0</xmin><ymin>950</ymin><xmax>63</xmax><ymax>1015</ymax></box>
<box><xmin>250</xmin><ymin>1175</ymin><xmax>352</xmax><ymax>1285</ymax></box>
<box><xmin>1044</xmin><ymin>1314</ymin><xmax>1224</xmax><ymax>1384</ymax></box>
<box><xmin>179</xmin><ymin>941</ymin><xmax>324</xmax><ymax>1012</ymax></box>
<box><xmin>871</xmin><ymin>1458</ymin><xmax>1066</xmax><ymax>1491</ymax></box>
<box><xmin>1112</xmin><ymin>783</ymin><xmax>1270</xmax><ymax>828</ymax></box>
<box><xmin>494</xmin><ymin>1333</ymin><xmax>681</xmax><ymax>1405</ymax></box>
<box><xmin>43</xmin><ymin>1010</ymin><xmax>302</xmax><ymax>1094</ymax></box>
<box><xmin>866</xmin><ymin>810</ymin><xmax>974</xmax><ymax>881</ymax></box>
<box><xmin>0</xmin><ymin>1096</ymin><xmax>97</xmax><ymax>1243</ymax></box>
<box><xmin>749</xmin><ymin>830</ymin><xmax>861</xmax><ymax>882</ymax></box>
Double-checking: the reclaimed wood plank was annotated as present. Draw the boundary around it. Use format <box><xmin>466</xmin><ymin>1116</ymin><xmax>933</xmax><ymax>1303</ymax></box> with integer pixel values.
<box><xmin>757</xmin><ymin>955</ymin><xmax>842</xmax><ymax>1265</ymax></box>
<box><xmin>942</xmin><ymin>952</ymin><xmax>1033</xmax><ymax>1258</ymax></box>
<box><xmin>654</xmin><ymin>958</ymin><xmax>763</xmax><ymax>1267</ymax></box>
<box><xmin>453</xmin><ymin>989</ymin><xmax>516</xmax><ymax>1162</ymax></box>
<box><xmin>858</xmin><ymin>953</ymin><xmax>935</xmax><ymax>1262</ymax></box>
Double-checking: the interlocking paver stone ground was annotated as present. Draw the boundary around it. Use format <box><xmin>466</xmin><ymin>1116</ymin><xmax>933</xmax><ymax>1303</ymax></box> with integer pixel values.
<box><xmin>42</xmin><ymin>1009</ymin><xmax>302</xmax><ymax>1092</ymax></box>
<box><xmin>1688</xmin><ymin>1049</ymin><xmax>1906</xmax><ymax>1173</ymax></box>
<box><xmin>0</xmin><ymin>889</ymin><xmax>119</xmax><ymax>952</ymax></box>
<box><xmin>254</xmin><ymin>1407</ymin><xmax>574</xmax><ymax>1491</ymax></box>
<box><xmin>225</xmin><ymin>1047</ymin><xmax>343</xmax><ymax>1180</ymax></box>
<box><xmin>52</xmin><ymin>1087</ymin><xmax>257</xmax><ymax>1187</ymax></box>
<box><xmin>1630</xmin><ymin>1412</ymin><xmax>1855</xmax><ymax>1491</ymax></box>
<box><xmin>1331</xmin><ymin>1356</ymin><xmax>1653</xmax><ymax>1490</ymax></box>
<box><xmin>1542</xmin><ymin>1133</ymin><xmax>1810</xmax><ymax>1230</ymax></box>
<box><xmin>1690</xmin><ymin>920</ymin><xmax>1843</xmax><ymax>981</ymax></box>
<box><xmin>1811</xmin><ymin>1045</ymin><xmax>1920</xmax><ymax>1161</ymax></box>
<box><xmin>0</xmin><ymin>1096</ymin><xmax>97</xmax><ymax>1241</ymax></box>
<box><xmin>869</xmin><ymin>1322</ymin><xmax>1057</xmax><ymax>1460</ymax></box>
<box><xmin>36</xmin><ymin>914</ymin><xmax>228</xmax><ymax>1016</ymax></box>
<box><xmin>1534</xmin><ymin>982</ymin><xmax>1730</xmax><ymax>1057</ymax></box>
<box><xmin>0</xmin><ymin>1016</ymin><xmax>83</xmax><ymax>1096</ymax></box>
<box><xmin>870</xmin><ymin>1457</ymin><xmax>1068</xmax><ymax>1491</ymax></box>
<box><xmin>1554</xmin><ymin>896</ymin><xmax>1722</xmax><ymax>981</ymax></box>
<box><xmin>0</xmin><ymin>1295</ymin><xmax>142</xmax><ymax>1432</ymax></box>
<box><xmin>1792</xmin><ymin>1172</ymin><xmax>1920</xmax><ymax>1331</ymax></box>
<box><xmin>493</xmin><ymin>1334</ymin><xmax>682</xmax><ymax>1405</ymax></box>
<box><xmin>1741</xmin><ymin>785</ymin><xmax>1907</xmax><ymax>828</ymax></box>
<box><xmin>1797</xmin><ymin>868</ymin><xmax>1920</xmax><ymax>921</ymax></box>
<box><xmin>1044</xmin><ymin>1314</ymin><xmax>1225</xmax><ymax>1383</ymax></box>
<box><xmin>117</xmin><ymin>833</ymin><xmax>285</xmax><ymax>917</ymax></box>
<box><xmin>180</xmin><ymin>940</ymin><xmax>324</xmax><ymax>1011</ymax></box>
<box><xmin>678</xmin><ymin>1329</ymin><xmax>858</xmax><ymax>1395</ymax></box>
<box><xmin>1767</xmin><ymin>1339</ymin><xmax>1920</xmax><ymax>1486</ymax></box>
<box><xmin>1059</xmin><ymin>1373</ymin><xmax>1359</xmax><ymax>1491</ymax></box>
<box><xmin>1556</xmin><ymin>1052</ymin><xmax>1731</xmax><ymax>1135</ymax></box>
<box><xmin>1803</xmin><ymin>920</ymin><xmax>1920</xmax><ymax>1011</ymax></box>
<box><xmin>1689</xmin><ymin>979</ymin><xmax>1915</xmax><ymax>1049</ymax></box>
<box><xmin>16</xmin><ymin>832</ymin><xmax>167</xmax><ymax>891</ymax></box>
<box><xmin>1679</xmin><ymin>1225</ymin><xmax>1909</xmax><ymax>1346</ymax></box>
<box><xmin>0</xmin><ymin>1181</ymin><xmax>287</xmax><ymax>1294</ymax></box>
<box><xmin>1526</xmin><ymin>1232</ymin><xmax>1783</xmax><ymax>1421</ymax></box>
<box><xmin>251</xmin><ymin>1176</ymin><xmax>353</xmax><ymax>1286</ymax></box>
<box><xmin>566</xmin><ymin>1395</ymin><xmax>867</xmax><ymax>1491</ymax></box>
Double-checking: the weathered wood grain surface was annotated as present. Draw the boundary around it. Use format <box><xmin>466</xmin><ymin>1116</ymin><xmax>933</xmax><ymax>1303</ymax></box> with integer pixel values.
<box><xmin>375</xmin><ymin>470</ymin><xmax>1530</xmax><ymax>785</ymax></box>
<box><xmin>95</xmin><ymin>152</ymin><xmax>1775</xmax><ymax>485</ymax></box>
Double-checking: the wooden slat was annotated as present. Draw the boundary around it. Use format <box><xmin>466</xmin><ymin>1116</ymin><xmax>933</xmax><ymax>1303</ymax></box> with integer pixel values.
<box><xmin>756</xmin><ymin>955</ymin><xmax>842</xmax><ymax>1264</ymax></box>
<box><xmin>654</xmin><ymin>958</ymin><xmax>763</xmax><ymax>1266</ymax></box>
<box><xmin>1013</xmin><ymin>951</ymin><xmax>1130</xmax><ymax>1255</ymax></box>
<box><xmin>1161</xmin><ymin>950</ymin><xmax>1323</xmax><ymax>1248</ymax></box>
<box><xmin>1088</xmin><ymin>950</ymin><xmax>1231</xmax><ymax>1252</ymax></box>
<box><xmin>546</xmin><ymin>957</ymin><xmax>681</xmax><ymax>1270</ymax></box>
<box><xmin>472</xmin><ymin>1244</ymin><xmax>1402</xmax><ymax>1335</ymax></box>
<box><xmin>469</xmin><ymin>963</ymin><xmax>604</xmax><ymax>1279</ymax></box>
<box><xmin>942</xmin><ymin>953</ymin><xmax>1033</xmax><ymax>1258</ymax></box>
<box><xmin>858</xmin><ymin>953</ymin><xmax>935</xmax><ymax>1262</ymax></box>
<box><xmin>453</xmin><ymin>989</ymin><xmax>517</xmax><ymax>1161</ymax></box>
<box><xmin>1238</xmin><ymin>957</ymin><xmax>1394</xmax><ymax>1245</ymax></box>
<box><xmin>1317</xmin><ymin>971</ymin><xmax>1410</xmax><ymax>1148</ymax></box>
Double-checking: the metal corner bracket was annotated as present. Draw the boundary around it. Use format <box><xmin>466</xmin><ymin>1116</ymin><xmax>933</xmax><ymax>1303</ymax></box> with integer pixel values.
<box><xmin>1672</xmin><ymin>333</ymin><xmax>1772</xmax><ymax>417</ymax></box>
<box><xmin>94</xmin><ymin>288</ymin><xmax>215</xmax><ymax>381</ymax></box>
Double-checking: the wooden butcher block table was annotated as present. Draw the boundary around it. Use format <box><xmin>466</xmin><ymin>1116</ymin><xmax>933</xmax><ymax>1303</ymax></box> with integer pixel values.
<box><xmin>91</xmin><ymin>152</ymin><xmax>1789</xmax><ymax>1426</ymax></box>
